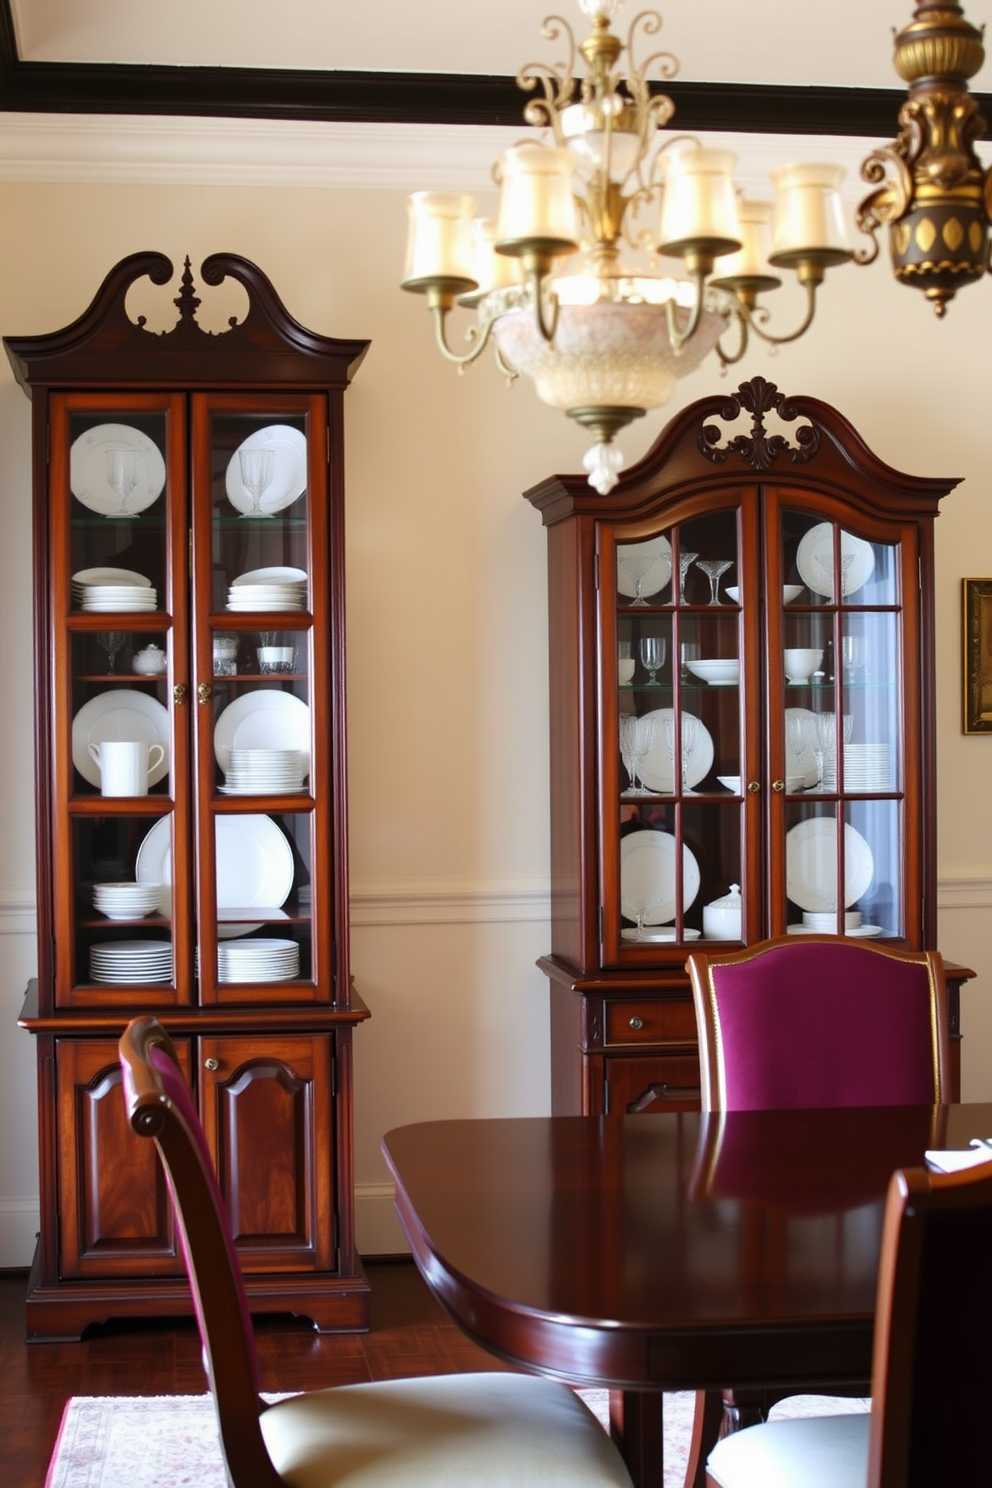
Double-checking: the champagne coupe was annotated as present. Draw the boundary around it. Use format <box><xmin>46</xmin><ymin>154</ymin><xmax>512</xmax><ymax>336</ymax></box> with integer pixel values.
<box><xmin>698</xmin><ymin>558</ymin><xmax>733</xmax><ymax>605</ymax></box>
<box><xmin>678</xmin><ymin>550</ymin><xmax>698</xmax><ymax>604</ymax></box>
<box><xmin>665</xmin><ymin>712</ymin><xmax>700</xmax><ymax>794</ymax></box>
<box><xmin>96</xmin><ymin>631</ymin><xmax>126</xmax><ymax>674</ymax></box>
<box><xmin>814</xmin><ymin>548</ymin><xmax>857</xmax><ymax>599</ymax></box>
<box><xmin>617</xmin><ymin>545</ymin><xmax>656</xmax><ymax>607</ymax></box>
<box><xmin>237</xmin><ymin>447</ymin><xmax>276</xmax><ymax>518</ymax></box>
<box><xmin>105</xmin><ymin>448</ymin><xmax>142</xmax><ymax>517</ymax></box>
<box><xmin>639</xmin><ymin>636</ymin><xmax>667</xmax><ymax>685</ymax></box>
<box><xmin>627</xmin><ymin>888</ymin><xmax>668</xmax><ymax>941</ymax></box>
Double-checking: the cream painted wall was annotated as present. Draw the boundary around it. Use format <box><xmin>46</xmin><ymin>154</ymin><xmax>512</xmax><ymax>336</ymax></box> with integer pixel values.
<box><xmin>0</xmin><ymin>170</ymin><xmax>989</xmax><ymax>1264</ymax></box>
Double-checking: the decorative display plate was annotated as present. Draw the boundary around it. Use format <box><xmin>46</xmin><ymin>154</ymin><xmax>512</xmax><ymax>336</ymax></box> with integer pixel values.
<box><xmin>225</xmin><ymin>426</ymin><xmax>307</xmax><ymax>516</ymax></box>
<box><xmin>636</xmin><ymin>708</ymin><xmax>714</xmax><ymax>793</ymax></box>
<box><xmin>616</xmin><ymin>536</ymin><xmax>672</xmax><ymax>600</ymax></box>
<box><xmin>620</xmin><ymin>829</ymin><xmax>701</xmax><ymax>926</ymax></box>
<box><xmin>796</xmin><ymin>524</ymin><xmax>875</xmax><ymax>599</ymax></box>
<box><xmin>213</xmin><ymin>690</ymin><xmax>311</xmax><ymax>776</ymax></box>
<box><xmin>785</xmin><ymin>816</ymin><xmax>875</xmax><ymax>912</ymax></box>
<box><xmin>70</xmin><ymin>424</ymin><xmax>167</xmax><ymax>517</ymax></box>
<box><xmin>136</xmin><ymin>813</ymin><xmax>294</xmax><ymax>914</ymax></box>
<box><xmin>72</xmin><ymin>689</ymin><xmax>170</xmax><ymax>788</ymax></box>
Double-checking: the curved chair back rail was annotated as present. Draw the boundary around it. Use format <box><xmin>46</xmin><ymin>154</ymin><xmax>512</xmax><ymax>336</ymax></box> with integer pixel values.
<box><xmin>686</xmin><ymin>936</ymin><xmax>950</xmax><ymax>1113</ymax></box>
<box><xmin>119</xmin><ymin>1016</ymin><xmax>635</xmax><ymax>1488</ymax></box>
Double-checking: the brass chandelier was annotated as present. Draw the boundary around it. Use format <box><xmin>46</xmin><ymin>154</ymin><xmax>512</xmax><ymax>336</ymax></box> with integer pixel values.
<box><xmin>401</xmin><ymin>0</ymin><xmax>992</xmax><ymax>493</ymax></box>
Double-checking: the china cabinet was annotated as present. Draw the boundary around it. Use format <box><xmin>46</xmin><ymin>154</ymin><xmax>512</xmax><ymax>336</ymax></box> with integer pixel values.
<box><xmin>7</xmin><ymin>252</ymin><xmax>371</xmax><ymax>1340</ymax></box>
<box><xmin>525</xmin><ymin>377</ymin><xmax>973</xmax><ymax>1116</ymax></box>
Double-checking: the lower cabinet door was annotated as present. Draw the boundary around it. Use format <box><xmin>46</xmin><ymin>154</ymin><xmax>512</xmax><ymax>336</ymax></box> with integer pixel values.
<box><xmin>605</xmin><ymin>1052</ymin><xmax>701</xmax><ymax>1114</ymax></box>
<box><xmin>199</xmin><ymin>1031</ymin><xmax>335</xmax><ymax>1274</ymax></box>
<box><xmin>56</xmin><ymin>1036</ymin><xmax>193</xmax><ymax>1279</ymax></box>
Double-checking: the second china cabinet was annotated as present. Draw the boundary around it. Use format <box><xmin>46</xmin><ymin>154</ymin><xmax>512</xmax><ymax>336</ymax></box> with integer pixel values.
<box><xmin>8</xmin><ymin>252</ymin><xmax>371</xmax><ymax>1339</ymax></box>
<box><xmin>525</xmin><ymin>377</ymin><xmax>972</xmax><ymax>1116</ymax></box>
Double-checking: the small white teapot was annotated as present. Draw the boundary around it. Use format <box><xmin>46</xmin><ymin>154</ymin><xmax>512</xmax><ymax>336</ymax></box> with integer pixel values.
<box><xmin>702</xmin><ymin>883</ymin><xmax>742</xmax><ymax>941</ymax></box>
<box><xmin>133</xmin><ymin>644</ymin><xmax>167</xmax><ymax>676</ymax></box>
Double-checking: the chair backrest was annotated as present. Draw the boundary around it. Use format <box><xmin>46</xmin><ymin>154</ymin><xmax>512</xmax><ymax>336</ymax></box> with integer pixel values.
<box><xmin>119</xmin><ymin>1016</ymin><xmax>284</xmax><ymax>1488</ymax></box>
<box><xmin>686</xmin><ymin>935</ymin><xmax>950</xmax><ymax>1112</ymax></box>
<box><xmin>868</xmin><ymin>1157</ymin><xmax>992</xmax><ymax>1487</ymax></box>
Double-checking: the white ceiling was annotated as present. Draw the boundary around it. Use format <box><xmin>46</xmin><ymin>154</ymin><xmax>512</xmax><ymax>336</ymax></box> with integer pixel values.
<box><xmin>11</xmin><ymin>0</ymin><xmax>992</xmax><ymax>92</ymax></box>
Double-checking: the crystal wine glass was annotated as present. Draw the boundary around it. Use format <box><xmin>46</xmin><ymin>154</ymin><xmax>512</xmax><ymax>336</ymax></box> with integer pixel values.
<box><xmin>697</xmin><ymin>558</ymin><xmax>733</xmax><ymax>605</ymax></box>
<box><xmin>841</xmin><ymin>633</ymin><xmax>866</xmax><ymax>682</ymax></box>
<box><xmin>785</xmin><ymin>710</ymin><xmax>813</xmax><ymax>786</ymax></box>
<box><xmin>678</xmin><ymin>550</ymin><xmax>698</xmax><ymax>605</ymax></box>
<box><xmin>619</xmin><ymin>713</ymin><xmax>645</xmax><ymax>796</ymax></box>
<box><xmin>813</xmin><ymin>711</ymin><xmax>838</xmax><ymax>792</ymax></box>
<box><xmin>664</xmin><ymin>712</ymin><xmax>700</xmax><ymax>794</ymax></box>
<box><xmin>617</xmin><ymin>546</ymin><xmax>656</xmax><ymax>607</ymax></box>
<box><xmin>105</xmin><ymin>449</ymin><xmax>142</xmax><ymax>517</ymax></box>
<box><xmin>237</xmin><ymin>447</ymin><xmax>276</xmax><ymax>519</ymax></box>
<box><xmin>639</xmin><ymin>636</ymin><xmax>666</xmax><ymax>684</ymax></box>
<box><xmin>96</xmin><ymin>631</ymin><xmax>126</xmax><ymax>674</ymax></box>
<box><xmin>630</xmin><ymin>714</ymin><xmax>656</xmax><ymax>796</ymax></box>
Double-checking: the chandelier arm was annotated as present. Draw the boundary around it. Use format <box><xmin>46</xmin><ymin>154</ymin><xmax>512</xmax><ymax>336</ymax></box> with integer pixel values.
<box><xmin>429</xmin><ymin>303</ymin><xmax>497</xmax><ymax>368</ymax></box>
<box><xmin>527</xmin><ymin>268</ymin><xmax>561</xmax><ymax>343</ymax></box>
<box><xmin>664</xmin><ymin>267</ymin><xmax>707</xmax><ymax>352</ymax></box>
<box><xmin>492</xmin><ymin>339</ymin><xmax>520</xmax><ymax>385</ymax></box>
<box><xmin>742</xmin><ymin>280</ymin><xmax>818</xmax><ymax>349</ymax></box>
<box><xmin>715</xmin><ymin>311</ymin><xmax>750</xmax><ymax>368</ymax></box>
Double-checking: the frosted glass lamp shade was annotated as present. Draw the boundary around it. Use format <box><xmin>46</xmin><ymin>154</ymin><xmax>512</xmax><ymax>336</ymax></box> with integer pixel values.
<box><xmin>658</xmin><ymin>147</ymin><xmax>742</xmax><ymax>261</ymax></box>
<box><xmin>401</xmin><ymin>192</ymin><xmax>478</xmax><ymax>293</ymax></box>
<box><xmin>711</xmin><ymin>199</ymin><xmax>782</xmax><ymax>293</ymax></box>
<box><xmin>769</xmin><ymin>164</ymin><xmax>851</xmax><ymax>268</ymax></box>
<box><xmin>495</xmin><ymin>144</ymin><xmax>580</xmax><ymax>259</ymax></box>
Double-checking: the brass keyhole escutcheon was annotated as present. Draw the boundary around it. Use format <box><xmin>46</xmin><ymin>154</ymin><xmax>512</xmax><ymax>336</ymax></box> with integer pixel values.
<box><xmin>198</xmin><ymin>682</ymin><xmax>212</xmax><ymax>706</ymax></box>
<box><xmin>173</xmin><ymin>683</ymin><xmax>187</xmax><ymax>706</ymax></box>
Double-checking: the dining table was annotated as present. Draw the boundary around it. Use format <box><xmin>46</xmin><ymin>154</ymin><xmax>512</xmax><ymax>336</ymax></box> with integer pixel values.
<box><xmin>382</xmin><ymin>1102</ymin><xmax>992</xmax><ymax>1488</ymax></box>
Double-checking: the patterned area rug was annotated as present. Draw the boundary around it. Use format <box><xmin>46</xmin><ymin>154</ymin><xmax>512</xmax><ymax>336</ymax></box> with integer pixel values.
<box><xmin>45</xmin><ymin>1389</ymin><xmax>870</xmax><ymax>1487</ymax></box>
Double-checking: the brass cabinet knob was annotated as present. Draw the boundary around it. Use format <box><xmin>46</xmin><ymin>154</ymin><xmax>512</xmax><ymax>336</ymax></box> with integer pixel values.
<box><xmin>772</xmin><ymin>779</ymin><xmax>785</xmax><ymax>792</ymax></box>
<box><xmin>629</xmin><ymin>1016</ymin><xmax>644</xmax><ymax>1031</ymax></box>
<box><xmin>204</xmin><ymin>1057</ymin><xmax>219</xmax><ymax>1072</ymax></box>
<box><xmin>197</xmin><ymin>682</ymin><xmax>212</xmax><ymax>705</ymax></box>
<box><xmin>747</xmin><ymin>780</ymin><xmax>761</xmax><ymax>793</ymax></box>
<box><xmin>173</xmin><ymin>683</ymin><xmax>187</xmax><ymax>706</ymax></box>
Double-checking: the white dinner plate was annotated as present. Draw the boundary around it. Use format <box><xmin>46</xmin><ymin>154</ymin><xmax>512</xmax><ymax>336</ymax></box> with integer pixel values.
<box><xmin>620</xmin><ymin>829</ymin><xmax>701</xmax><ymax>926</ymax></box>
<box><xmin>136</xmin><ymin>813</ymin><xmax>294</xmax><ymax>915</ymax></box>
<box><xmin>796</xmin><ymin>524</ymin><xmax>875</xmax><ymax>599</ymax></box>
<box><xmin>225</xmin><ymin>426</ymin><xmax>307</xmax><ymax>516</ymax></box>
<box><xmin>214</xmin><ymin>690</ymin><xmax>311</xmax><ymax>776</ymax></box>
<box><xmin>70</xmin><ymin>424</ymin><xmax>167</xmax><ymax>517</ymax></box>
<box><xmin>232</xmin><ymin>567</ymin><xmax>307</xmax><ymax>587</ymax></box>
<box><xmin>636</xmin><ymin>709</ymin><xmax>714</xmax><ymax>793</ymax></box>
<box><xmin>788</xmin><ymin>923</ymin><xmax>884</xmax><ymax>938</ymax></box>
<box><xmin>616</xmin><ymin>536</ymin><xmax>672</xmax><ymax>600</ymax></box>
<box><xmin>785</xmin><ymin>816</ymin><xmax>875</xmax><ymax>912</ymax></box>
<box><xmin>72</xmin><ymin>567</ymin><xmax>152</xmax><ymax>588</ymax></box>
<box><xmin>621</xmin><ymin>926</ymin><xmax>702</xmax><ymax>941</ymax></box>
<box><xmin>72</xmin><ymin>689</ymin><xmax>170</xmax><ymax>788</ymax></box>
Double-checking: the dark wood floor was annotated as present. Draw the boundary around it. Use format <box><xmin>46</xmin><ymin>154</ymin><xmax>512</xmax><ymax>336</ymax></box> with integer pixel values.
<box><xmin>0</xmin><ymin>1259</ymin><xmax>513</xmax><ymax>1488</ymax></box>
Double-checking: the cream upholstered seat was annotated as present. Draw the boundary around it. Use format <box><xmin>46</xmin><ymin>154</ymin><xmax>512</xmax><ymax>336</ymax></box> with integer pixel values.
<box><xmin>118</xmin><ymin>1016</ymin><xmax>633</xmax><ymax>1488</ymax></box>
<box><xmin>704</xmin><ymin>1157</ymin><xmax>992</xmax><ymax>1488</ymax></box>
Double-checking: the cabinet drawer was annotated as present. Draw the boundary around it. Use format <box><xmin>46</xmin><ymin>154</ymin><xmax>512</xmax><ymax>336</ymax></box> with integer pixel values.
<box><xmin>605</xmin><ymin>1053</ymin><xmax>701</xmax><ymax>1114</ymax></box>
<box><xmin>605</xmin><ymin>998</ymin><xmax>698</xmax><ymax>1046</ymax></box>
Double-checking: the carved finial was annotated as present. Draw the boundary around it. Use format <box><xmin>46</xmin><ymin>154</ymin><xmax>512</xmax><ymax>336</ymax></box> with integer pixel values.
<box><xmin>174</xmin><ymin>257</ymin><xmax>201</xmax><ymax>327</ymax></box>
<box><xmin>698</xmin><ymin>376</ymin><xmax>820</xmax><ymax>470</ymax></box>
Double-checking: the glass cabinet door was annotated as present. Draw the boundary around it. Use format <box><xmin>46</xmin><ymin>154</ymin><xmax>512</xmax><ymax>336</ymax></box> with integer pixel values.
<box><xmin>55</xmin><ymin>394</ymin><xmax>190</xmax><ymax>1007</ymax></box>
<box><xmin>772</xmin><ymin>505</ymin><xmax>913</xmax><ymax>942</ymax></box>
<box><xmin>605</xmin><ymin>497</ymin><xmax>758</xmax><ymax>958</ymax></box>
<box><xmin>192</xmin><ymin>398</ymin><xmax>325</xmax><ymax>1006</ymax></box>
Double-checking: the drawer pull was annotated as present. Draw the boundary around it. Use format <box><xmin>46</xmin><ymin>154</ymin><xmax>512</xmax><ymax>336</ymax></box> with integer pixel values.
<box><xmin>204</xmin><ymin>1057</ymin><xmax>219</xmax><ymax>1072</ymax></box>
<box><xmin>628</xmin><ymin>1016</ymin><xmax>644</xmax><ymax>1030</ymax></box>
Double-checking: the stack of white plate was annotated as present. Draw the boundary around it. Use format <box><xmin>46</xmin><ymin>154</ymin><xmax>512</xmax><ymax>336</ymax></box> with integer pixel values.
<box><xmin>73</xmin><ymin>567</ymin><xmax>157</xmax><ymax>611</ymax></box>
<box><xmin>221</xmin><ymin>748</ymin><xmax>305</xmax><ymax>795</ymax></box>
<box><xmin>226</xmin><ymin>566</ymin><xmax>307</xmax><ymax>612</ymax></box>
<box><xmin>216</xmin><ymin>937</ymin><xmax>299</xmax><ymax>983</ymax></box>
<box><xmin>843</xmin><ymin>743</ymin><xmax>894</xmax><ymax>792</ymax></box>
<box><xmin>92</xmin><ymin>882</ymin><xmax>163</xmax><ymax>920</ymax></box>
<box><xmin>90</xmin><ymin>939</ymin><xmax>173</xmax><ymax>983</ymax></box>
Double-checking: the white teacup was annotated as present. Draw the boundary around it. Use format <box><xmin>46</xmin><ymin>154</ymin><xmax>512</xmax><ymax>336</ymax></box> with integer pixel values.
<box><xmin>88</xmin><ymin>739</ymin><xmax>165</xmax><ymax>796</ymax></box>
<box><xmin>784</xmin><ymin>647</ymin><xmax>823</xmax><ymax>685</ymax></box>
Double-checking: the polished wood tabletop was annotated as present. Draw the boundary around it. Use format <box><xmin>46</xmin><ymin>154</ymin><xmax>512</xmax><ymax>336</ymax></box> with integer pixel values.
<box><xmin>383</xmin><ymin>1104</ymin><xmax>992</xmax><ymax>1487</ymax></box>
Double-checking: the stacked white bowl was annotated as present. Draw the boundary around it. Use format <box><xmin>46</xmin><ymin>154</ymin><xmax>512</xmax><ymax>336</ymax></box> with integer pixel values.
<box><xmin>222</xmin><ymin>748</ymin><xmax>305</xmax><ymax>795</ymax></box>
<box><xmin>92</xmin><ymin>881</ymin><xmax>163</xmax><ymax>920</ymax></box>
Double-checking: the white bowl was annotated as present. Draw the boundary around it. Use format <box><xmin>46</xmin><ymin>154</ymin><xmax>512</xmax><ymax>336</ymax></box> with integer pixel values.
<box><xmin>784</xmin><ymin>648</ymin><xmax>822</xmax><ymax>684</ymax></box>
<box><xmin>618</xmin><ymin>658</ymin><xmax>635</xmax><ymax>684</ymax></box>
<box><xmin>717</xmin><ymin>775</ymin><xmax>741</xmax><ymax>793</ymax></box>
<box><xmin>725</xmin><ymin>585</ymin><xmax>802</xmax><ymax>605</ymax></box>
<box><xmin>687</xmin><ymin>658</ymin><xmax>740</xmax><ymax>686</ymax></box>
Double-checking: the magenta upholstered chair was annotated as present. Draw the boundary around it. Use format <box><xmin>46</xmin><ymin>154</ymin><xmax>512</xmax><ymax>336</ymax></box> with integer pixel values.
<box><xmin>686</xmin><ymin>936</ymin><xmax>950</xmax><ymax>1114</ymax></box>
<box><xmin>118</xmin><ymin>1017</ymin><xmax>634</xmax><ymax>1488</ymax></box>
<box><xmin>705</xmin><ymin>1156</ymin><xmax>992</xmax><ymax>1487</ymax></box>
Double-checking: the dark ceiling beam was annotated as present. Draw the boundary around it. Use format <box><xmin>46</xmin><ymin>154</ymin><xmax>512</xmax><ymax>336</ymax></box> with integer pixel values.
<box><xmin>0</xmin><ymin>3</ymin><xmax>988</xmax><ymax>138</ymax></box>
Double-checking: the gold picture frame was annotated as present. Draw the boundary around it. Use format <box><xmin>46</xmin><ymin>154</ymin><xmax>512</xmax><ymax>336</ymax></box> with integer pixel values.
<box><xmin>963</xmin><ymin>579</ymin><xmax>992</xmax><ymax>733</ymax></box>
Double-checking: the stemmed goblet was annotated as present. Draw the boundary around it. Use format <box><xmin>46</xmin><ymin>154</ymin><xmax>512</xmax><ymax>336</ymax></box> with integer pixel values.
<box><xmin>841</xmin><ymin>634</ymin><xmax>866</xmax><ymax>683</ymax></box>
<box><xmin>664</xmin><ymin>712</ymin><xmax>700</xmax><ymax>794</ymax></box>
<box><xmin>813</xmin><ymin>549</ymin><xmax>857</xmax><ymax>599</ymax></box>
<box><xmin>238</xmin><ymin>447</ymin><xmax>276</xmax><ymax>519</ymax></box>
<box><xmin>617</xmin><ymin>545</ymin><xmax>656</xmax><ymax>607</ymax></box>
<box><xmin>105</xmin><ymin>449</ymin><xmax>142</xmax><ymax>517</ymax></box>
<box><xmin>697</xmin><ymin>559</ymin><xmax>733</xmax><ymax>605</ymax></box>
<box><xmin>639</xmin><ymin>636</ymin><xmax>666</xmax><ymax>685</ymax></box>
<box><xmin>785</xmin><ymin>710</ymin><xmax>813</xmax><ymax>786</ymax></box>
<box><xmin>96</xmin><ymin>631</ymin><xmax>126</xmax><ymax>674</ymax></box>
<box><xmin>620</xmin><ymin>713</ymin><xmax>656</xmax><ymax>796</ymax></box>
<box><xmin>626</xmin><ymin>889</ymin><xmax>668</xmax><ymax>942</ymax></box>
<box><xmin>678</xmin><ymin>550</ymin><xmax>698</xmax><ymax>605</ymax></box>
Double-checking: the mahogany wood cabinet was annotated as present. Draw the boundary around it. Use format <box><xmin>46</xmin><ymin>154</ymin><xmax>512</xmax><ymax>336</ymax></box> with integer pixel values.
<box><xmin>7</xmin><ymin>253</ymin><xmax>371</xmax><ymax>1340</ymax></box>
<box><xmin>524</xmin><ymin>378</ymin><xmax>972</xmax><ymax>1117</ymax></box>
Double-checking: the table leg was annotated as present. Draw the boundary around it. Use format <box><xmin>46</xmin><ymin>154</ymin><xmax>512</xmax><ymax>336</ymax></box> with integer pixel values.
<box><xmin>608</xmin><ymin>1389</ymin><xmax>725</xmax><ymax>1488</ymax></box>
